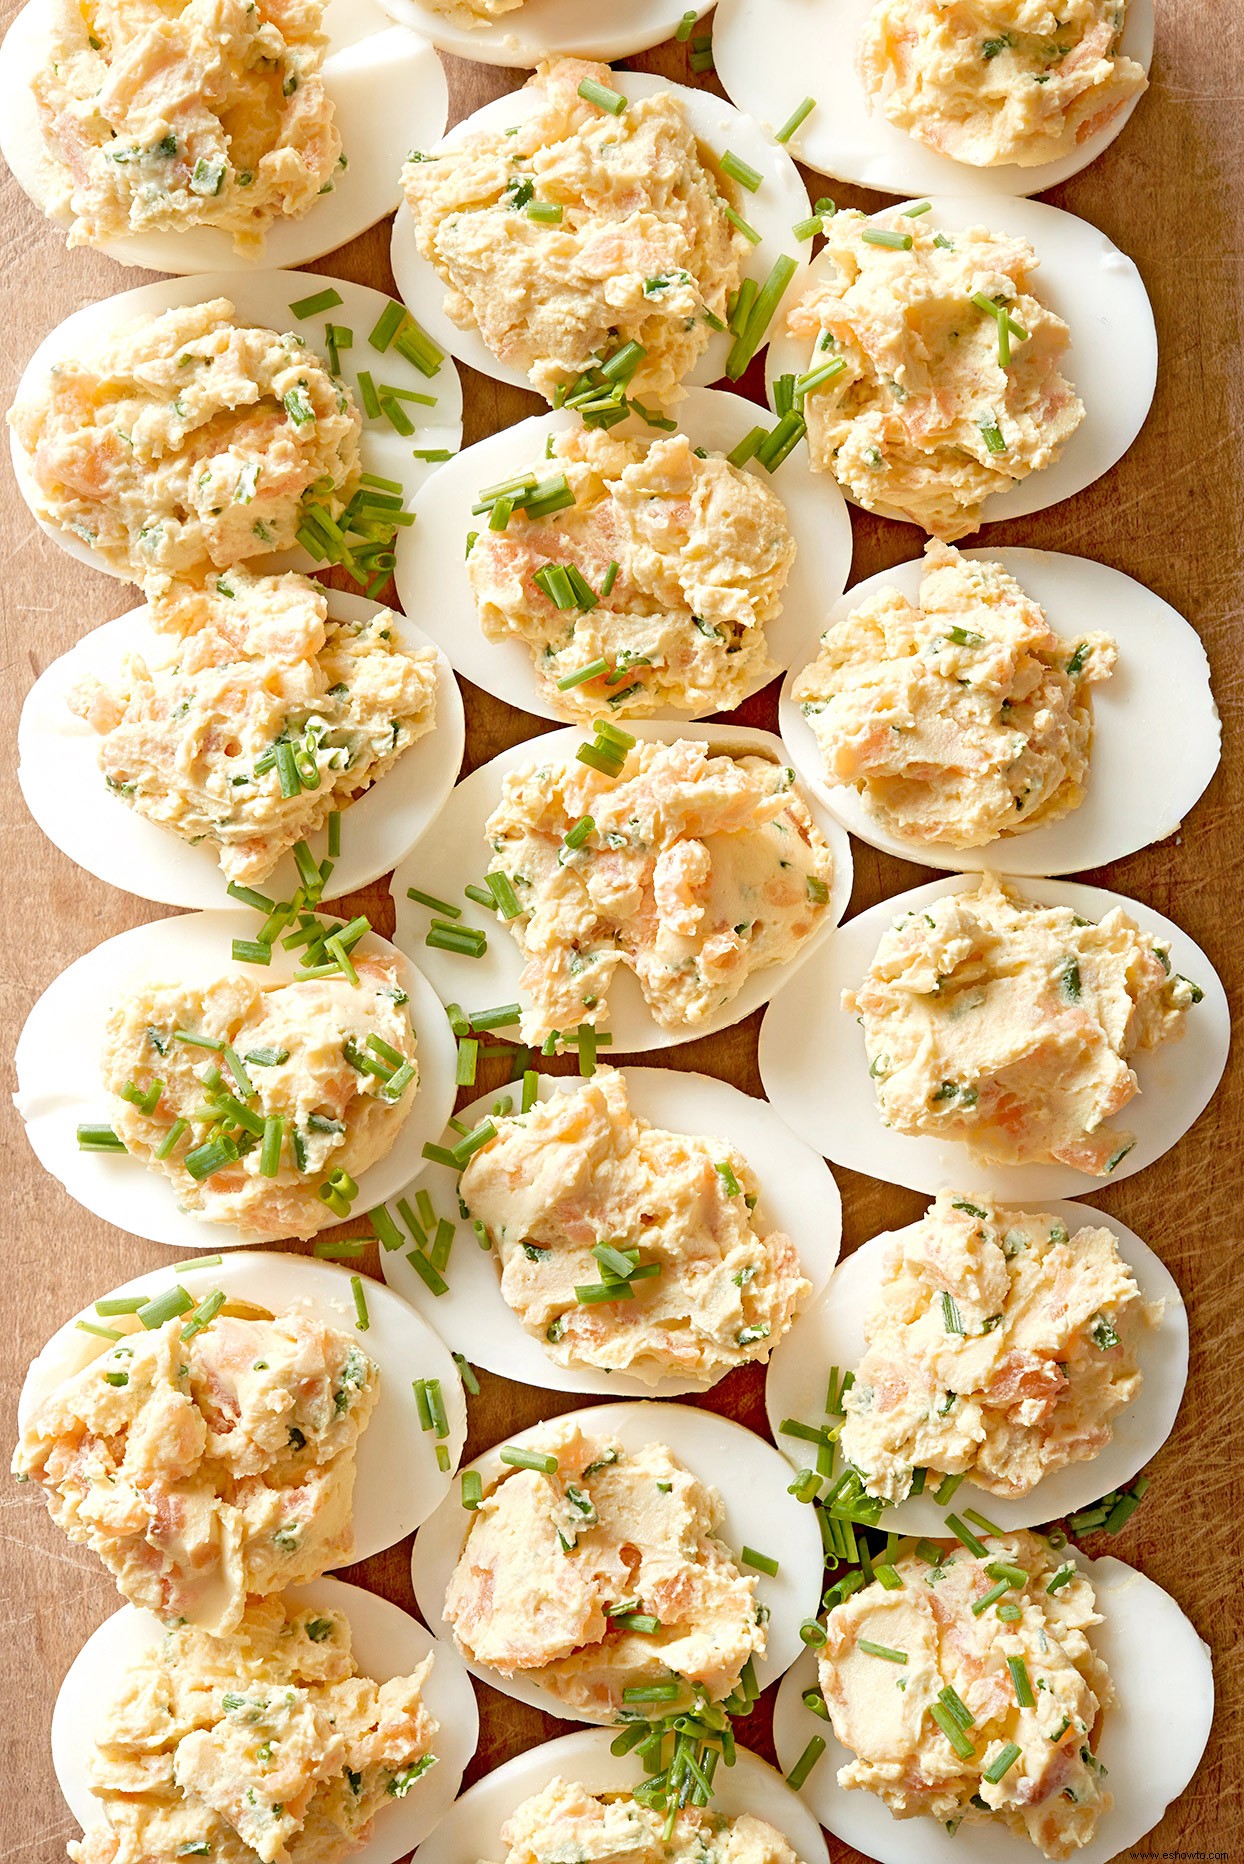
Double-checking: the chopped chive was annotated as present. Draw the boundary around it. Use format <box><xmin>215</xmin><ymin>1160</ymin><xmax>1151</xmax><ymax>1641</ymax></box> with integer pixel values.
<box><xmin>946</xmin><ymin>1514</ymin><xmax>988</xmax><ymax>1558</ymax></box>
<box><xmin>521</xmin><ymin>1070</ymin><xmax>539</xmax><ymax>1113</ymax></box>
<box><xmin>259</xmin><ymin>1115</ymin><xmax>283</xmax><ymax>1178</ymax></box>
<box><xmin>95</xmin><ymin>1294</ymin><xmax>148</xmax><ymax>1316</ymax></box>
<box><xmin>933</xmin><ymin>1470</ymin><xmax>965</xmax><ymax>1505</ymax></box>
<box><xmin>722</xmin><ymin>203</ymin><xmax>762</xmax><ymax>245</ymax></box>
<box><xmin>77</xmin><ymin>1319</ymin><xmax>123</xmax><ymax>1341</ymax></box>
<box><xmin>858</xmin><ymin>1640</ymin><xmax>907</xmax><ymax>1664</ymax></box>
<box><xmin>741</xmin><ymin>1547</ymin><xmax>779</xmax><ymax>1576</ymax></box>
<box><xmin>357</xmin><ymin>370</ymin><xmax>382</xmax><ymax>419</ymax></box>
<box><xmin>368</xmin><ymin>301</ymin><xmax>406</xmax><ymax>352</ymax></box>
<box><xmin>726</xmin><ymin>425</ymin><xmax>766</xmax><ymax>467</ymax></box>
<box><xmin>450</xmin><ymin>1119</ymin><xmax>496</xmax><ymax>1166</ymax></box>
<box><xmin>500</xmin><ymin>1445</ymin><xmax>558</xmax><ymax>1474</ymax></box>
<box><xmin>425</xmin><ymin>1376</ymin><xmax>449</xmax><ymax>1437</ymax></box>
<box><xmin>461</xmin><ymin>1469</ymin><xmax>483</xmax><ymax>1509</ymax></box>
<box><xmin>456</xmin><ymin>1038</ymin><xmax>479</xmax><ymax>1087</ymax></box>
<box><xmin>368</xmin><ymin>1205</ymin><xmax>404</xmax><ymax>1252</ymax></box>
<box><xmin>313</xmin><ymin>1237</ymin><xmax>367</xmax><ymax>1258</ymax></box>
<box><xmin>405</xmin><ymin>1248</ymin><xmax>448</xmax><ymax>1296</ymax></box>
<box><xmin>136</xmin><ymin>1285</ymin><xmax>194</xmax><ymax>1329</ymax></box>
<box><xmin>289</xmin><ymin>286</ymin><xmax>343</xmax><ymax>319</ymax></box>
<box><xmin>983</xmin><ymin>1742</ymin><xmax>1021</xmax><ymax>1784</ymax></box>
<box><xmin>486</xmin><ymin>871</ymin><xmax>523</xmax><ymax>918</ymax></box>
<box><xmin>930</xmin><ymin>1702</ymin><xmax>976</xmax><ymax>1760</ymax></box>
<box><xmin>861</xmin><ymin>226</ymin><xmax>913</xmax><ymax>251</ymax></box>
<box><xmin>964</xmin><ymin>1507</ymin><xmax>1004</xmax><ymax>1537</ymax></box>
<box><xmin>792</xmin><ymin>214</ymin><xmax>824</xmax><ymax>242</ymax></box>
<box><xmin>623</xmin><ymin>1682</ymin><xmax>681</xmax><ymax>1703</ymax></box>
<box><xmin>181</xmin><ymin>1289</ymin><xmax>225</xmax><ymax>1340</ymax></box>
<box><xmin>971</xmin><ymin>1580</ymin><xmax>1010</xmax><ymax>1616</ymax></box>
<box><xmin>676</xmin><ymin>7</ymin><xmax>697</xmax><ymax>36</ymax></box>
<box><xmin>785</xmin><ymin>1737</ymin><xmax>825</xmax><ymax>1790</ymax></box>
<box><xmin>78</xmin><ymin>1123</ymin><xmax>126</xmax><ymax>1152</ymax></box>
<box><xmin>721</xmin><ymin>150</ymin><xmax>762</xmax><ymax>192</ymax></box>
<box><xmin>407</xmin><ymin>887</ymin><xmax>460</xmax><ymax>918</ymax></box>
<box><xmin>800</xmin><ymin>1619</ymin><xmax>827</xmax><ymax>1647</ymax></box>
<box><xmin>527</xmin><ymin>199</ymin><xmax>563</xmax><ymax>223</ymax></box>
<box><xmin>726</xmin><ymin>254</ymin><xmax>798</xmax><ymax>380</ymax></box>
<box><xmin>154</xmin><ymin>1117</ymin><xmax>188</xmax><ymax>1161</ymax></box>
<box><xmin>941</xmin><ymin>1291</ymin><xmax>963</xmax><ymax>1334</ymax></box>
<box><xmin>774</xmin><ymin>96</ymin><xmax>816</xmax><ymax>143</ymax></box>
<box><xmin>436</xmin><ymin>1443</ymin><xmax>450</xmax><ymax>1472</ymax></box>
<box><xmin>578</xmin><ymin>77</ymin><xmax>627</xmax><ymax>115</ymax></box>
<box><xmin>452</xmin><ymin>1351</ymin><xmax>480</xmax><ymax>1396</ymax></box>
<box><xmin>1007</xmin><ymin>1655</ymin><xmax>1035</xmax><ymax>1707</ymax></box>
<box><xmin>227</xmin><ymin>882</ymin><xmax>275</xmax><ymax>912</ymax></box>
<box><xmin>557</xmin><ymin>657</ymin><xmax>608</xmax><ymax>691</ymax></box>
<box><xmin>938</xmin><ymin>1684</ymin><xmax>975</xmax><ymax>1729</ymax></box>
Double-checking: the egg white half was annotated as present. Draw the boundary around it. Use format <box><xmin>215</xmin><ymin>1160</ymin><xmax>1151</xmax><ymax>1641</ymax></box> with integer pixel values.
<box><xmin>19</xmin><ymin>591</ymin><xmax>465</xmax><ymax>911</ymax></box>
<box><xmin>779</xmin><ymin>546</ymin><xmax>1220</xmax><ymax>877</ymax></box>
<box><xmin>764</xmin><ymin>195</ymin><xmax>1157</xmax><ymax>532</ymax></box>
<box><xmin>395</xmin><ymin>390</ymin><xmax>852</xmax><ymax>723</ymax></box>
<box><xmin>410</xmin><ymin>1728</ymin><xmax>829</xmax><ymax>1864</ymax></box>
<box><xmin>0</xmin><ymin>0</ymin><xmax>447</xmax><ymax>273</ymax></box>
<box><xmin>757</xmin><ymin>873</ymin><xmax>1230</xmax><ymax>1199</ymax></box>
<box><xmin>764</xmin><ymin>1197</ymin><xmax>1187</xmax><ymax>1534</ymax></box>
<box><xmin>376</xmin><ymin>0</ymin><xmax>713</xmax><ymax>67</ymax></box>
<box><xmin>19</xmin><ymin>1250</ymin><xmax>466</xmax><ymax>1553</ymax></box>
<box><xmin>389</xmin><ymin>70</ymin><xmax>811</xmax><ymax>397</ymax></box>
<box><xmin>380</xmin><ymin>1064</ymin><xmax>842</xmax><ymax>1397</ymax></box>
<box><xmin>771</xmin><ymin>1547</ymin><xmax>1212</xmax><ymax>1864</ymax></box>
<box><xmin>51</xmin><ymin>1576</ymin><xmax>479</xmax><ymax>1864</ymax></box>
<box><xmin>713</xmin><ymin>0</ymin><xmax>1154</xmax><ymax>199</ymax></box>
<box><xmin>13</xmin><ymin>910</ymin><xmax>460</xmax><ymax>1248</ymax></box>
<box><xmin>389</xmin><ymin>719</ymin><xmax>854</xmax><ymax>1054</ymax></box>
<box><xmin>410</xmin><ymin>1398</ymin><xmax>827</xmax><ymax>1722</ymax></box>
<box><xmin>8</xmin><ymin>268</ymin><xmax>464</xmax><ymax>584</ymax></box>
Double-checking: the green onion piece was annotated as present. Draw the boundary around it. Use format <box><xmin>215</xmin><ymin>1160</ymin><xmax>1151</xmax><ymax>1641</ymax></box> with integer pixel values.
<box><xmin>858</xmin><ymin>1640</ymin><xmax>908</xmax><ymax>1664</ymax></box>
<box><xmin>461</xmin><ymin>1469</ymin><xmax>483</xmax><ymax>1509</ymax></box>
<box><xmin>425</xmin><ymin>1376</ymin><xmax>449</xmax><ymax>1437</ymax></box>
<box><xmin>774</xmin><ymin>96</ymin><xmax>816</xmax><ymax>143</ymax></box>
<box><xmin>785</xmin><ymin>1736</ymin><xmax>825</xmax><ymax>1790</ymax></box>
<box><xmin>313</xmin><ymin>1237</ymin><xmax>367</xmax><ymax>1258</ymax></box>
<box><xmin>407</xmin><ymin>887</ymin><xmax>460</xmax><ymax>918</ymax></box>
<box><xmin>938</xmin><ymin>1684</ymin><xmax>975</xmax><ymax>1730</ymax></box>
<box><xmin>77</xmin><ymin>1123</ymin><xmax>126</xmax><ymax>1152</ymax></box>
<box><xmin>946</xmin><ymin>1514</ymin><xmax>988</xmax><ymax>1558</ymax></box>
<box><xmin>184</xmin><ymin>1134</ymin><xmax>240</xmax><ymax>1183</ymax></box>
<box><xmin>95</xmin><ymin>1294</ymin><xmax>148</xmax><ymax>1316</ymax></box>
<box><xmin>874</xmin><ymin>1564</ymin><xmax>904</xmax><ymax>1590</ymax></box>
<box><xmin>136</xmin><ymin>1285</ymin><xmax>194</xmax><ymax>1329</ymax></box>
<box><xmin>367</xmin><ymin>1205</ymin><xmax>404</xmax><ymax>1252</ymax></box>
<box><xmin>227</xmin><ymin>882</ymin><xmax>275</xmax><ymax>913</ymax></box>
<box><xmin>368</xmin><ymin>301</ymin><xmax>405</xmax><ymax>353</ymax></box>
<box><xmin>456</xmin><ymin>1037</ymin><xmax>479</xmax><ymax>1087</ymax></box>
<box><xmin>154</xmin><ymin>1117</ymin><xmax>188</xmax><ymax>1161</ymax></box>
<box><xmin>718</xmin><ymin>151</ymin><xmax>763</xmax><ymax>194</ymax></box>
<box><xmin>452</xmin><ymin>1351</ymin><xmax>480</xmax><ymax>1396</ymax></box>
<box><xmin>676</xmin><ymin>8</ymin><xmax>697</xmax><ymax>37</ymax></box>
<box><xmin>726</xmin><ymin>253</ymin><xmax>798</xmax><ymax>380</ymax></box>
<box><xmin>722</xmin><ymin>203</ymin><xmax>762</xmax><ymax>245</ymax></box>
<box><xmin>527</xmin><ymin>199</ymin><xmax>563</xmax><ymax>223</ymax></box>
<box><xmin>726</xmin><ymin>425</ymin><xmax>766</xmax><ymax>468</ymax></box>
<box><xmin>971</xmin><ymin>1579</ymin><xmax>1010</xmax><ymax>1616</ymax></box>
<box><xmin>933</xmin><ymin>1471</ymin><xmax>965</xmax><ymax>1505</ymax></box>
<box><xmin>623</xmin><ymin>1681</ymin><xmax>681</xmax><ymax>1704</ymax></box>
<box><xmin>289</xmin><ymin>286</ymin><xmax>343</xmax><ymax>319</ymax></box>
<box><xmin>181</xmin><ymin>1289</ymin><xmax>225</xmax><ymax>1340</ymax></box>
<box><xmin>740</xmin><ymin>1546</ymin><xmax>779</xmax><ymax>1576</ymax></box>
<box><xmin>521</xmin><ymin>1070</ymin><xmax>539</xmax><ymax>1113</ymax></box>
<box><xmin>983</xmin><ymin>1742</ymin><xmax>1021</xmax><ymax>1784</ymax></box>
<box><xmin>557</xmin><ymin>657</ymin><xmax>608</xmax><ymax>691</ymax></box>
<box><xmin>578</xmin><ymin>77</ymin><xmax>627</xmax><ymax>115</ymax></box>
<box><xmin>862</xmin><ymin>226</ymin><xmax>913</xmax><ymax>250</ymax></box>
<box><xmin>979</xmin><ymin>414</ymin><xmax>1008</xmax><ymax>454</ymax></box>
<box><xmin>406</xmin><ymin>1248</ymin><xmax>448</xmax><ymax>1296</ymax></box>
<box><xmin>77</xmin><ymin>1319</ymin><xmax>123</xmax><ymax>1342</ymax></box>
<box><xmin>1007</xmin><ymin>1655</ymin><xmax>1035</xmax><ymax>1707</ymax></box>
<box><xmin>500</xmin><ymin>1445</ymin><xmax>558</xmax><ymax>1475</ymax></box>
<box><xmin>930</xmin><ymin>1702</ymin><xmax>976</xmax><ymax>1760</ymax></box>
<box><xmin>964</xmin><ymin>1507</ymin><xmax>1004</xmax><ymax>1538</ymax></box>
<box><xmin>259</xmin><ymin>1115</ymin><xmax>283</xmax><ymax>1178</ymax></box>
<box><xmin>799</xmin><ymin>1619</ymin><xmax>827</xmax><ymax>1647</ymax></box>
<box><xmin>792</xmin><ymin>214</ymin><xmax>824</xmax><ymax>243</ymax></box>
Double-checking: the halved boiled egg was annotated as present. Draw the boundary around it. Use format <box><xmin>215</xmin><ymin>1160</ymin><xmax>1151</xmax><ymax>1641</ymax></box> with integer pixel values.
<box><xmin>713</xmin><ymin>0</ymin><xmax>1153</xmax><ymax>199</ymax></box>
<box><xmin>409</xmin><ymin>1728</ymin><xmax>829</xmax><ymax>1864</ymax></box>
<box><xmin>388</xmin><ymin>720</ymin><xmax>853</xmax><ymax>1054</ymax></box>
<box><xmin>377</xmin><ymin>0</ymin><xmax>713</xmax><ymax>68</ymax></box>
<box><xmin>765</xmin><ymin>196</ymin><xmax>1157</xmax><ymax>532</ymax></box>
<box><xmin>8</xmin><ymin>268</ymin><xmax>463</xmax><ymax>584</ymax></box>
<box><xmin>779</xmin><ymin>546</ymin><xmax>1220</xmax><ymax>876</ymax></box>
<box><xmin>381</xmin><ymin>1064</ymin><xmax>842</xmax><ymax>1397</ymax></box>
<box><xmin>758</xmin><ymin>873</ymin><xmax>1230</xmax><ymax>1200</ymax></box>
<box><xmin>19</xmin><ymin>1249</ymin><xmax>467</xmax><ymax>1552</ymax></box>
<box><xmin>52</xmin><ymin>1576</ymin><xmax>478</xmax><ymax>1864</ymax></box>
<box><xmin>764</xmin><ymin>1198</ymin><xmax>1186</xmax><ymax>1535</ymax></box>
<box><xmin>18</xmin><ymin>589</ymin><xmax>465</xmax><ymax>910</ymax></box>
<box><xmin>389</xmin><ymin>69</ymin><xmax>811</xmax><ymax>397</ymax></box>
<box><xmin>410</xmin><ymin>1399</ymin><xmax>826</xmax><ymax>1721</ymax></box>
<box><xmin>0</xmin><ymin>0</ymin><xmax>447</xmax><ymax>273</ymax></box>
<box><xmin>771</xmin><ymin>1547</ymin><xmax>1212</xmax><ymax>1864</ymax></box>
<box><xmin>14</xmin><ymin>909</ymin><xmax>459</xmax><ymax>1248</ymax></box>
<box><xmin>395</xmin><ymin>390</ymin><xmax>851</xmax><ymax>723</ymax></box>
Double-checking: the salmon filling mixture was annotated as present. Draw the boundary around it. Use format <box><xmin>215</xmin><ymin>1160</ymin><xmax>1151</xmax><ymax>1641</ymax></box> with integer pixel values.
<box><xmin>444</xmin><ymin>1420</ymin><xmax>764</xmax><ymax>1718</ymax></box>
<box><xmin>793</xmin><ymin>542</ymin><xmax>1116</xmax><ymax>847</ymax></box>
<box><xmin>101</xmin><ymin>957</ymin><xmax>418</xmax><ymax>1240</ymax></box>
<box><xmin>785</xmin><ymin>211</ymin><xmax>1083</xmax><ymax>540</ymax></box>
<box><xmin>858</xmin><ymin>0</ymin><xmax>1147</xmax><ymax>169</ymax></box>
<box><xmin>71</xmin><ymin>568</ymin><xmax>438</xmax><ymax>884</ymax></box>
<box><xmin>459</xmin><ymin>1067</ymin><xmax>809</xmax><ymax>1384</ymax></box>
<box><xmin>466</xmin><ymin>427</ymin><xmax>793</xmax><ymax>720</ymax></box>
<box><xmin>32</xmin><ymin>0</ymin><xmax>341</xmax><ymax>254</ymax></box>
<box><xmin>484</xmin><ymin>737</ymin><xmax>835</xmax><ymax>1044</ymax></box>
<box><xmin>486</xmin><ymin>1779</ymin><xmax>802</xmax><ymax>1864</ymax></box>
<box><xmin>66</xmin><ymin>1598</ymin><xmax>436</xmax><ymax>1864</ymax></box>
<box><xmin>14</xmin><ymin>1307</ymin><xmax>377</xmax><ymax>1631</ymax></box>
<box><xmin>401</xmin><ymin>58</ymin><xmax>744</xmax><ymax>405</ymax></box>
<box><xmin>839</xmin><ymin>1189</ymin><xmax>1155</xmax><ymax>1500</ymax></box>
<box><xmin>819</xmin><ymin>1530</ymin><xmax>1111</xmax><ymax>1859</ymax></box>
<box><xmin>9</xmin><ymin>298</ymin><xmax>360</xmax><ymax>578</ymax></box>
<box><xmin>844</xmin><ymin>874</ymin><xmax>1199</xmax><ymax>1173</ymax></box>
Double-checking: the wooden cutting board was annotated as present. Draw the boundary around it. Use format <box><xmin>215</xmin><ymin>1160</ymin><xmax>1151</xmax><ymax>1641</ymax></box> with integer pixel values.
<box><xmin>0</xmin><ymin>6</ymin><xmax>1239</xmax><ymax>1859</ymax></box>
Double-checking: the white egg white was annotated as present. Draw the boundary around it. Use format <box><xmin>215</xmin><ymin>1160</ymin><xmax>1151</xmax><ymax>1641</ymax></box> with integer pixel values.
<box><xmin>19</xmin><ymin>591</ymin><xmax>465</xmax><ymax>911</ymax></box>
<box><xmin>713</xmin><ymin>0</ymin><xmax>1154</xmax><ymax>199</ymax></box>
<box><xmin>8</xmin><ymin>269</ymin><xmax>464</xmax><ymax>584</ymax></box>
<box><xmin>18</xmin><ymin>1250</ymin><xmax>467</xmax><ymax>1554</ymax></box>
<box><xmin>410</xmin><ymin>1728</ymin><xmax>829</xmax><ymax>1864</ymax></box>
<box><xmin>389</xmin><ymin>71</ymin><xmax>811</xmax><ymax>398</ymax></box>
<box><xmin>51</xmin><ymin>1576</ymin><xmax>479</xmax><ymax>1864</ymax></box>
<box><xmin>389</xmin><ymin>719</ymin><xmax>854</xmax><ymax>1054</ymax></box>
<box><xmin>0</xmin><ymin>0</ymin><xmax>447</xmax><ymax>273</ymax></box>
<box><xmin>779</xmin><ymin>546</ymin><xmax>1220</xmax><ymax>877</ymax></box>
<box><xmin>411</xmin><ymin>1399</ymin><xmax>826</xmax><ymax>1723</ymax></box>
<box><xmin>13</xmin><ymin>909</ymin><xmax>460</xmax><ymax>1249</ymax></box>
<box><xmin>380</xmin><ymin>1064</ymin><xmax>842</xmax><ymax>1397</ymax></box>
<box><xmin>757</xmin><ymin>873</ymin><xmax>1231</xmax><ymax>1200</ymax></box>
<box><xmin>395</xmin><ymin>390</ymin><xmax>852</xmax><ymax>723</ymax></box>
<box><xmin>764</xmin><ymin>196</ymin><xmax>1157</xmax><ymax>532</ymax></box>
<box><xmin>771</xmin><ymin>1547</ymin><xmax>1212</xmax><ymax>1864</ymax></box>
<box><xmin>764</xmin><ymin>1197</ymin><xmax>1187</xmax><ymax>1534</ymax></box>
<box><xmin>376</xmin><ymin>0</ymin><xmax>712</xmax><ymax>68</ymax></box>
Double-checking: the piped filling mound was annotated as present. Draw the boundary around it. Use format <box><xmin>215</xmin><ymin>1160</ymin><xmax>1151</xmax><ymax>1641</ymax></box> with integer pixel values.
<box><xmin>14</xmin><ymin>1306</ymin><xmax>377</xmax><ymax>1630</ymax></box>
<box><xmin>843</xmin><ymin>873</ymin><xmax>1199</xmax><ymax>1173</ymax></box>
<box><xmin>839</xmin><ymin>1188</ymin><xmax>1155</xmax><ymax>1500</ymax></box>
<box><xmin>486</xmin><ymin>1779</ymin><xmax>801</xmax><ymax>1864</ymax></box>
<box><xmin>785</xmin><ymin>210</ymin><xmax>1083</xmax><ymax>540</ymax></box>
<box><xmin>401</xmin><ymin>57</ymin><xmax>744</xmax><ymax>405</ymax></box>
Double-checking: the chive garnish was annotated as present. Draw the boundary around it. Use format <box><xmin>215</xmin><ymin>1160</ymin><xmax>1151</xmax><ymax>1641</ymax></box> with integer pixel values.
<box><xmin>721</xmin><ymin>150</ymin><xmax>762</xmax><ymax>192</ymax></box>
<box><xmin>774</xmin><ymin>97</ymin><xmax>816</xmax><ymax>143</ymax></box>
<box><xmin>862</xmin><ymin>227</ymin><xmax>912</xmax><ymax>251</ymax></box>
<box><xmin>500</xmin><ymin>1445</ymin><xmax>558</xmax><ymax>1474</ymax></box>
<box><xmin>858</xmin><ymin>1639</ymin><xmax>907</xmax><ymax>1664</ymax></box>
<box><xmin>409</xmin><ymin>884</ymin><xmax>464</xmax><ymax>916</ymax></box>
<box><xmin>136</xmin><ymin>1285</ymin><xmax>194</xmax><ymax>1329</ymax></box>
<box><xmin>785</xmin><ymin>1736</ymin><xmax>825</xmax><ymax>1789</ymax></box>
<box><xmin>740</xmin><ymin>1547</ymin><xmax>779</xmax><ymax>1576</ymax></box>
<box><xmin>1007</xmin><ymin>1655</ymin><xmax>1035</xmax><ymax>1707</ymax></box>
<box><xmin>578</xmin><ymin>77</ymin><xmax>627</xmax><ymax>115</ymax></box>
<box><xmin>983</xmin><ymin>1742</ymin><xmax>1021</xmax><ymax>1783</ymax></box>
<box><xmin>78</xmin><ymin>1123</ymin><xmax>126</xmax><ymax>1152</ymax></box>
<box><xmin>461</xmin><ymin>1470</ymin><xmax>483</xmax><ymax>1509</ymax></box>
<box><xmin>930</xmin><ymin>1702</ymin><xmax>976</xmax><ymax>1759</ymax></box>
<box><xmin>289</xmin><ymin>287</ymin><xmax>343</xmax><ymax>320</ymax></box>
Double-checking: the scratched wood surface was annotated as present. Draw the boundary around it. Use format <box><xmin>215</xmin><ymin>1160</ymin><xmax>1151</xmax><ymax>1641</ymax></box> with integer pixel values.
<box><xmin>1</xmin><ymin>7</ymin><xmax>1240</xmax><ymax>1861</ymax></box>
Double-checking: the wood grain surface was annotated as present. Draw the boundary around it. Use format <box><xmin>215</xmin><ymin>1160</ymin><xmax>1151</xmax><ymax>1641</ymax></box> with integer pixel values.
<box><xmin>1</xmin><ymin>6</ymin><xmax>1240</xmax><ymax>1861</ymax></box>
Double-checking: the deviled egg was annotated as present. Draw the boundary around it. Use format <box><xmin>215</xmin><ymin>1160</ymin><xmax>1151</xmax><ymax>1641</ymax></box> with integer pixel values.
<box><xmin>53</xmin><ymin>1576</ymin><xmax>478</xmax><ymax>1864</ymax></box>
<box><xmin>378</xmin><ymin>0</ymin><xmax>712</xmax><ymax>65</ymax></box>
<box><xmin>765</xmin><ymin>196</ymin><xmax>1156</xmax><ymax>538</ymax></box>
<box><xmin>764</xmin><ymin>1194</ymin><xmax>1186</xmax><ymax>1536</ymax></box>
<box><xmin>381</xmin><ymin>1064</ymin><xmax>841</xmax><ymax>1397</ymax></box>
<box><xmin>758</xmin><ymin>873</ymin><xmax>1229</xmax><ymax>1199</ymax></box>
<box><xmin>780</xmin><ymin>543</ymin><xmax>1219</xmax><ymax>875</ymax></box>
<box><xmin>396</xmin><ymin>391</ymin><xmax>851</xmax><ymax>723</ymax></box>
<box><xmin>19</xmin><ymin>583</ymin><xmax>465</xmax><ymax>909</ymax></box>
<box><xmin>16</xmin><ymin>1251</ymin><xmax>466</xmax><ymax>1623</ymax></box>
<box><xmin>390</xmin><ymin>61</ymin><xmax>811</xmax><ymax>401</ymax></box>
<box><xmin>713</xmin><ymin>0</ymin><xmax>1153</xmax><ymax>199</ymax></box>
<box><xmin>0</xmin><ymin>0</ymin><xmax>448</xmax><ymax>272</ymax></box>
<box><xmin>772</xmin><ymin>1539</ymin><xmax>1211</xmax><ymax>1864</ymax></box>
<box><xmin>411</xmin><ymin>1402</ymin><xmax>825</xmax><ymax>1724</ymax></box>
<box><xmin>408</xmin><ymin>1729</ymin><xmax>828</xmax><ymax>1864</ymax></box>
<box><xmin>14</xmin><ymin>909</ymin><xmax>458</xmax><ymax>1248</ymax></box>
<box><xmin>7</xmin><ymin>268</ymin><xmax>462</xmax><ymax>585</ymax></box>
<box><xmin>390</xmin><ymin>721</ymin><xmax>852</xmax><ymax>1055</ymax></box>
